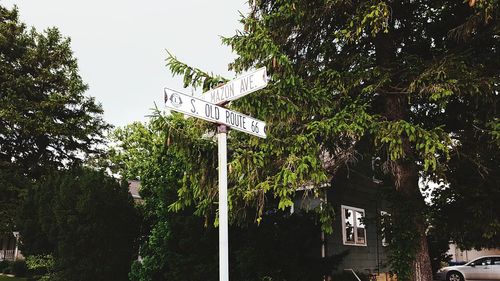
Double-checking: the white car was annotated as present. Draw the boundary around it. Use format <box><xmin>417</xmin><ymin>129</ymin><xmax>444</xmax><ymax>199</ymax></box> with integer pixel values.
<box><xmin>436</xmin><ymin>255</ymin><xmax>500</xmax><ymax>281</ymax></box>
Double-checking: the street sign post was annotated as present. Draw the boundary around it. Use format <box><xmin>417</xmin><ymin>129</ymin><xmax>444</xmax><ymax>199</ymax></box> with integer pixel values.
<box><xmin>164</xmin><ymin>88</ymin><xmax>266</xmax><ymax>139</ymax></box>
<box><xmin>200</xmin><ymin>67</ymin><xmax>267</xmax><ymax>105</ymax></box>
<box><xmin>164</xmin><ymin>67</ymin><xmax>267</xmax><ymax>281</ymax></box>
<box><xmin>217</xmin><ymin>124</ymin><xmax>229</xmax><ymax>281</ymax></box>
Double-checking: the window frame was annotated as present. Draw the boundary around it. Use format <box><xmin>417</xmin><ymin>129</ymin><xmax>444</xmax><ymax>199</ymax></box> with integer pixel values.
<box><xmin>341</xmin><ymin>205</ymin><xmax>367</xmax><ymax>246</ymax></box>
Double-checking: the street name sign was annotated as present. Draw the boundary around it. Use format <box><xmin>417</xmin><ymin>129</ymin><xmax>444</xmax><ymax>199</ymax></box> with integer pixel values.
<box><xmin>200</xmin><ymin>67</ymin><xmax>268</xmax><ymax>105</ymax></box>
<box><xmin>164</xmin><ymin>67</ymin><xmax>268</xmax><ymax>281</ymax></box>
<box><xmin>164</xmin><ymin>88</ymin><xmax>266</xmax><ymax>138</ymax></box>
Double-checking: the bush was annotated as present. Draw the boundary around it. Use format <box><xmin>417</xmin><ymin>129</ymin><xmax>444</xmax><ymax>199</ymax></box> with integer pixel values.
<box><xmin>25</xmin><ymin>255</ymin><xmax>54</xmax><ymax>276</ymax></box>
<box><xmin>18</xmin><ymin>168</ymin><xmax>141</xmax><ymax>281</ymax></box>
<box><xmin>2</xmin><ymin>264</ymin><xmax>11</xmax><ymax>274</ymax></box>
<box><xmin>0</xmin><ymin>260</ymin><xmax>9</xmax><ymax>272</ymax></box>
<box><xmin>11</xmin><ymin>260</ymin><xmax>27</xmax><ymax>277</ymax></box>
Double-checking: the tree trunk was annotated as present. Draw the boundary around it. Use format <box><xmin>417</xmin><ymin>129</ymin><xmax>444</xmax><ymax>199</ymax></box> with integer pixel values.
<box><xmin>384</xmin><ymin>90</ymin><xmax>433</xmax><ymax>281</ymax></box>
<box><xmin>376</xmin><ymin>33</ymin><xmax>433</xmax><ymax>281</ymax></box>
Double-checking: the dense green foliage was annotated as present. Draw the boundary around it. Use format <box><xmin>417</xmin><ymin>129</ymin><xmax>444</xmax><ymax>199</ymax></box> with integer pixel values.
<box><xmin>109</xmin><ymin>121</ymin><xmax>198</xmax><ymax>281</ymax></box>
<box><xmin>430</xmin><ymin>137</ymin><xmax>500</xmax><ymax>249</ymax></box>
<box><xmin>0</xmin><ymin>5</ymin><xmax>109</xmax><ymax>234</ymax></box>
<box><xmin>0</xmin><ymin>260</ymin><xmax>27</xmax><ymax>277</ymax></box>
<box><xmin>108</xmin><ymin>121</ymin><xmax>219</xmax><ymax>280</ymax></box>
<box><xmin>10</xmin><ymin>260</ymin><xmax>27</xmax><ymax>277</ymax></box>
<box><xmin>18</xmin><ymin>168</ymin><xmax>140</xmax><ymax>281</ymax></box>
<box><xmin>24</xmin><ymin>255</ymin><xmax>55</xmax><ymax>279</ymax></box>
<box><xmin>162</xmin><ymin>0</ymin><xmax>499</xmax><ymax>280</ymax></box>
<box><xmin>110</xmin><ymin>121</ymin><xmax>344</xmax><ymax>281</ymax></box>
<box><xmin>426</xmin><ymin>231</ymin><xmax>452</xmax><ymax>274</ymax></box>
<box><xmin>0</xmin><ymin>166</ymin><xmax>29</xmax><ymax>234</ymax></box>
<box><xmin>164</xmin><ymin>0</ymin><xmax>500</xmax><ymax>225</ymax></box>
<box><xmin>0</xmin><ymin>5</ymin><xmax>108</xmax><ymax>176</ymax></box>
<box><xmin>228</xmin><ymin>213</ymin><xmax>346</xmax><ymax>281</ymax></box>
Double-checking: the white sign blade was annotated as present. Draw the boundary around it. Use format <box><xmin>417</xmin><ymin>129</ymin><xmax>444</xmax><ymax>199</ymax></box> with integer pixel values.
<box><xmin>164</xmin><ymin>88</ymin><xmax>267</xmax><ymax>138</ymax></box>
<box><xmin>200</xmin><ymin>67</ymin><xmax>268</xmax><ymax>105</ymax></box>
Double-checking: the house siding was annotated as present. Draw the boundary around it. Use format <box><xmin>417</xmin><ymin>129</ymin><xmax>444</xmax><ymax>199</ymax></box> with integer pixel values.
<box><xmin>326</xmin><ymin>168</ymin><xmax>391</xmax><ymax>275</ymax></box>
<box><xmin>0</xmin><ymin>233</ymin><xmax>19</xmax><ymax>261</ymax></box>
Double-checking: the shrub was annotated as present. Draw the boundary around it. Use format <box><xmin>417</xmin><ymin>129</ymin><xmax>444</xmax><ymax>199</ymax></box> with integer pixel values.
<box><xmin>2</xmin><ymin>264</ymin><xmax>11</xmax><ymax>274</ymax></box>
<box><xmin>0</xmin><ymin>260</ymin><xmax>9</xmax><ymax>272</ymax></box>
<box><xmin>11</xmin><ymin>260</ymin><xmax>27</xmax><ymax>277</ymax></box>
<box><xmin>18</xmin><ymin>168</ymin><xmax>141</xmax><ymax>281</ymax></box>
<box><xmin>25</xmin><ymin>254</ymin><xmax>54</xmax><ymax>276</ymax></box>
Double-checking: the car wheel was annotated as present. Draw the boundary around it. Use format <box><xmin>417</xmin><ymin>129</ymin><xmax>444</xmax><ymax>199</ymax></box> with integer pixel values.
<box><xmin>447</xmin><ymin>271</ymin><xmax>464</xmax><ymax>281</ymax></box>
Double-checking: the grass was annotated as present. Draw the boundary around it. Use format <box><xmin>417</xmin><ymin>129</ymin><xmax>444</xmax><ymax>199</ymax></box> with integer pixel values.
<box><xmin>0</xmin><ymin>275</ymin><xmax>28</xmax><ymax>281</ymax></box>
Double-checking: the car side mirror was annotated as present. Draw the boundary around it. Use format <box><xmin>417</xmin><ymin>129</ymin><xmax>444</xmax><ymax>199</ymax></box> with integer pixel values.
<box><xmin>469</xmin><ymin>263</ymin><xmax>475</xmax><ymax>267</ymax></box>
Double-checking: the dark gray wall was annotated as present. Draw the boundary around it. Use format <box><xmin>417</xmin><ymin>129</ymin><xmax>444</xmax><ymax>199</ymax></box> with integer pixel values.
<box><xmin>326</xmin><ymin>168</ymin><xmax>391</xmax><ymax>274</ymax></box>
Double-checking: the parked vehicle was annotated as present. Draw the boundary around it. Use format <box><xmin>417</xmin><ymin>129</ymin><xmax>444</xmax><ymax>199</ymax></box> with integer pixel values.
<box><xmin>436</xmin><ymin>255</ymin><xmax>500</xmax><ymax>281</ymax></box>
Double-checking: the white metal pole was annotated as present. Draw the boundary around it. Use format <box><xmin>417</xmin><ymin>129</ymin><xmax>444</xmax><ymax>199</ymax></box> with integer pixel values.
<box><xmin>218</xmin><ymin>124</ymin><xmax>229</xmax><ymax>281</ymax></box>
<box><xmin>13</xmin><ymin>232</ymin><xmax>19</xmax><ymax>261</ymax></box>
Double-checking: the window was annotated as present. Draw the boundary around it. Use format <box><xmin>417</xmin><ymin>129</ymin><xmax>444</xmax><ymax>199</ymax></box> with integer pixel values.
<box><xmin>471</xmin><ymin>257</ymin><xmax>492</xmax><ymax>266</ymax></box>
<box><xmin>380</xmin><ymin>211</ymin><xmax>391</xmax><ymax>247</ymax></box>
<box><xmin>341</xmin><ymin>205</ymin><xmax>366</xmax><ymax>246</ymax></box>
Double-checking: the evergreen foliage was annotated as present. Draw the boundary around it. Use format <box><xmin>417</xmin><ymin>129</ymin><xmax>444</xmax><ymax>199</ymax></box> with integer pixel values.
<box><xmin>162</xmin><ymin>1</ymin><xmax>499</xmax><ymax>280</ymax></box>
<box><xmin>430</xmin><ymin>140</ymin><xmax>500</xmax><ymax>249</ymax></box>
<box><xmin>0</xmin><ymin>4</ymin><xmax>109</xmax><ymax>233</ymax></box>
<box><xmin>18</xmin><ymin>168</ymin><xmax>140</xmax><ymax>281</ymax></box>
<box><xmin>0</xmin><ymin>165</ymin><xmax>29</xmax><ymax>234</ymax></box>
<box><xmin>111</xmin><ymin>121</ymin><xmax>344</xmax><ymax>281</ymax></box>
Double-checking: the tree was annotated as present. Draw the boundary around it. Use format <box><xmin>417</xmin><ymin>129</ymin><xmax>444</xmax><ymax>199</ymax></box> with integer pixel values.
<box><xmin>18</xmin><ymin>168</ymin><xmax>140</xmax><ymax>281</ymax></box>
<box><xmin>430</xmin><ymin>136</ymin><xmax>500</xmax><ymax>250</ymax></box>
<box><xmin>0</xmin><ymin>4</ymin><xmax>109</xmax><ymax>233</ymax></box>
<box><xmin>0</xmin><ymin>5</ymin><xmax>108</xmax><ymax>176</ymax></box>
<box><xmin>0</xmin><ymin>165</ymin><xmax>30</xmax><ymax>234</ymax></box>
<box><xmin>109</xmin><ymin>121</ymin><xmax>222</xmax><ymax>281</ymax></box>
<box><xmin>162</xmin><ymin>1</ymin><xmax>499</xmax><ymax>281</ymax></box>
<box><xmin>110</xmin><ymin>121</ymin><xmax>343</xmax><ymax>281</ymax></box>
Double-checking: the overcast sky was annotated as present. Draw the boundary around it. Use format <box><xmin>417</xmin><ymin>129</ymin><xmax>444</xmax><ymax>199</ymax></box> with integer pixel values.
<box><xmin>3</xmin><ymin>0</ymin><xmax>249</xmax><ymax>127</ymax></box>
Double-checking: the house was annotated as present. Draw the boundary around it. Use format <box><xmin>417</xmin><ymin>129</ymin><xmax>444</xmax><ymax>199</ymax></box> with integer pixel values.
<box><xmin>294</xmin><ymin>156</ymin><xmax>500</xmax><ymax>280</ymax></box>
<box><xmin>326</xmin><ymin>162</ymin><xmax>391</xmax><ymax>278</ymax></box>
<box><xmin>0</xmin><ymin>232</ymin><xmax>20</xmax><ymax>261</ymax></box>
<box><xmin>293</xmin><ymin>158</ymin><xmax>393</xmax><ymax>280</ymax></box>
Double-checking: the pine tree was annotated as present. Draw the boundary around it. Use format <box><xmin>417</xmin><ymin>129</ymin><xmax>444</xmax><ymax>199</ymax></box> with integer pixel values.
<box><xmin>163</xmin><ymin>1</ymin><xmax>499</xmax><ymax>280</ymax></box>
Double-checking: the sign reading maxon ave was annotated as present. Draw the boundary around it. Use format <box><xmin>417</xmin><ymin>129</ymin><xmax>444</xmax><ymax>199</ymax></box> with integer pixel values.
<box><xmin>200</xmin><ymin>67</ymin><xmax>268</xmax><ymax>105</ymax></box>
